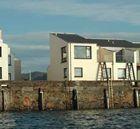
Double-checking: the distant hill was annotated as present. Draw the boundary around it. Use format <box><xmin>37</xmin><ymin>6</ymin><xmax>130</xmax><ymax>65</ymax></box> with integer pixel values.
<box><xmin>22</xmin><ymin>71</ymin><xmax>47</xmax><ymax>81</ymax></box>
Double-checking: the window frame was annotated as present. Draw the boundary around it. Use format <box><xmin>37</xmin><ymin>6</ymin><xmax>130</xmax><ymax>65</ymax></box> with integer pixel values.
<box><xmin>0</xmin><ymin>47</ymin><xmax>2</xmax><ymax>57</ymax></box>
<box><xmin>103</xmin><ymin>68</ymin><xmax>111</xmax><ymax>79</ymax></box>
<box><xmin>61</xmin><ymin>46</ymin><xmax>67</xmax><ymax>63</ymax></box>
<box><xmin>74</xmin><ymin>46</ymin><xmax>92</xmax><ymax>59</ymax></box>
<box><xmin>116</xmin><ymin>50</ymin><xmax>124</xmax><ymax>62</ymax></box>
<box><xmin>64</xmin><ymin>68</ymin><xmax>67</xmax><ymax>78</ymax></box>
<box><xmin>118</xmin><ymin>68</ymin><xmax>126</xmax><ymax>79</ymax></box>
<box><xmin>0</xmin><ymin>67</ymin><xmax>2</xmax><ymax>79</ymax></box>
<box><xmin>74</xmin><ymin>67</ymin><xmax>83</xmax><ymax>77</ymax></box>
<box><xmin>8</xmin><ymin>55</ymin><xmax>12</xmax><ymax>66</ymax></box>
<box><xmin>8</xmin><ymin>73</ymin><xmax>11</xmax><ymax>80</ymax></box>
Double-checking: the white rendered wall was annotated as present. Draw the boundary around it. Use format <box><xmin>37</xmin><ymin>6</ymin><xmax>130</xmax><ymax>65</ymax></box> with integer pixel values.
<box><xmin>0</xmin><ymin>43</ymin><xmax>9</xmax><ymax>80</ymax></box>
<box><xmin>68</xmin><ymin>43</ymin><xmax>99</xmax><ymax>81</ymax></box>
<box><xmin>69</xmin><ymin>45</ymin><xmax>137</xmax><ymax>81</ymax></box>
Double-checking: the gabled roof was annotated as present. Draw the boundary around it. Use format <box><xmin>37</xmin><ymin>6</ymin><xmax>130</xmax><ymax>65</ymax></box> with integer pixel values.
<box><xmin>52</xmin><ymin>33</ymin><xmax>87</xmax><ymax>43</ymax></box>
<box><xmin>87</xmin><ymin>39</ymin><xmax>136</xmax><ymax>48</ymax></box>
<box><xmin>52</xmin><ymin>33</ymin><xmax>140</xmax><ymax>48</ymax></box>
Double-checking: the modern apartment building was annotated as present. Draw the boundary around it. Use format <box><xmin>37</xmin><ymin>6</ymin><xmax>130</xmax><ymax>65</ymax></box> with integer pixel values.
<box><xmin>0</xmin><ymin>30</ymin><xmax>19</xmax><ymax>80</ymax></box>
<box><xmin>48</xmin><ymin>33</ymin><xmax>140</xmax><ymax>81</ymax></box>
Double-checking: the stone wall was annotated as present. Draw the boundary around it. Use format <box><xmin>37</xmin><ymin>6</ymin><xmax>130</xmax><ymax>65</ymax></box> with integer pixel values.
<box><xmin>0</xmin><ymin>81</ymin><xmax>139</xmax><ymax>111</ymax></box>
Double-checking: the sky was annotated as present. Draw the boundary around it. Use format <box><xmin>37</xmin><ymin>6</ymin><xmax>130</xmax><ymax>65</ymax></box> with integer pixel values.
<box><xmin>0</xmin><ymin>0</ymin><xmax>140</xmax><ymax>73</ymax></box>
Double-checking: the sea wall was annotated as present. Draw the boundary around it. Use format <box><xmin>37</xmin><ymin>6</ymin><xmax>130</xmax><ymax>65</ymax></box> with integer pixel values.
<box><xmin>0</xmin><ymin>81</ymin><xmax>139</xmax><ymax>111</ymax></box>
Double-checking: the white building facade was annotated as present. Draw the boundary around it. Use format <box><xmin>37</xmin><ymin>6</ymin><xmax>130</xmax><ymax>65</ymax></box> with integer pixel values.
<box><xmin>48</xmin><ymin>33</ymin><xmax>139</xmax><ymax>81</ymax></box>
<box><xmin>0</xmin><ymin>30</ymin><xmax>15</xmax><ymax>80</ymax></box>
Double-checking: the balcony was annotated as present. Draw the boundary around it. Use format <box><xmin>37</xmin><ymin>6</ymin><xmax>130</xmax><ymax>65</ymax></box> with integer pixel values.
<box><xmin>116</xmin><ymin>49</ymin><xmax>134</xmax><ymax>63</ymax></box>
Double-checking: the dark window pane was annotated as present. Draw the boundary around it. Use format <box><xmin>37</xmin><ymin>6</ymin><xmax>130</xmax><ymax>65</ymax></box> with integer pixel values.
<box><xmin>116</xmin><ymin>50</ymin><xmax>124</xmax><ymax>62</ymax></box>
<box><xmin>64</xmin><ymin>68</ymin><xmax>67</xmax><ymax>78</ymax></box>
<box><xmin>116</xmin><ymin>49</ymin><xmax>134</xmax><ymax>63</ymax></box>
<box><xmin>0</xmin><ymin>47</ymin><xmax>1</xmax><ymax>57</ymax></box>
<box><xmin>8</xmin><ymin>55</ymin><xmax>11</xmax><ymax>66</ymax></box>
<box><xmin>61</xmin><ymin>47</ymin><xmax>67</xmax><ymax>63</ymax></box>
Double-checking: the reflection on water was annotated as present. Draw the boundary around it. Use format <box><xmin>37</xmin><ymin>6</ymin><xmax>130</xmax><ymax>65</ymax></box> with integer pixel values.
<box><xmin>0</xmin><ymin>109</ymin><xmax>140</xmax><ymax>129</ymax></box>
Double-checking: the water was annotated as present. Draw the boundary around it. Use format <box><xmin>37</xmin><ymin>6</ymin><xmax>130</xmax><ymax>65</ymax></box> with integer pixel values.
<box><xmin>0</xmin><ymin>109</ymin><xmax>140</xmax><ymax>129</ymax></box>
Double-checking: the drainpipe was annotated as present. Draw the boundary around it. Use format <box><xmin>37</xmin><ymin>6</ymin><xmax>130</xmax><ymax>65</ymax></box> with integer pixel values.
<box><xmin>69</xmin><ymin>43</ymin><xmax>72</xmax><ymax>80</ymax></box>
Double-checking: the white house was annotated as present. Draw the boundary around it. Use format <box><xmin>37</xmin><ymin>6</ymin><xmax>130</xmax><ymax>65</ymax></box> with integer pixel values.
<box><xmin>48</xmin><ymin>33</ymin><xmax>139</xmax><ymax>81</ymax></box>
<box><xmin>0</xmin><ymin>30</ymin><xmax>16</xmax><ymax>80</ymax></box>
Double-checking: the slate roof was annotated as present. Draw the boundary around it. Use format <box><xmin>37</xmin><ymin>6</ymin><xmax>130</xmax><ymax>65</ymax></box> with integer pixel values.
<box><xmin>52</xmin><ymin>33</ymin><xmax>140</xmax><ymax>48</ymax></box>
<box><xmin>53</xmin><ymin>33</ymin><xmax>87</xmax><ymax>43</ymax></box>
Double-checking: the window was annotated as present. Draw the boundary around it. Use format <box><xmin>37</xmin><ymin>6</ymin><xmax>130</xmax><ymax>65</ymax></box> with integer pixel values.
<box><xmin>74</xmin><ymin>46</ymin><xmax>91</xmax><ymax>59</ymax></box>
<box><xmin>116</xmin><ymin>49</ymin><xmax>134</xmax><ymax>63</ymax></box>
<box><xmin>103</xmin><ymin>68</ymin><xmax>111</xmax><ymax>79</ymax></box>
<box><xmin>116</xmin><ymin>50</ymin><xmax>124</xmax><ymax>62</ymax></box>
<box><xmin>61</xmin><ymin>46</ymin><xmax>67</xmax><ymax>63</ymax></box>
<box><xmin>74</xmin><ymin>67</ymin><xmax>83</xmax><ymax>77</ymax></box>
<box><xmin>8</xmin><ymin>55</ymin><xmax>11</xmax><ymax>66</ymax></box>
<box><xmin>118</xmin><ymin>68</ymin><xmax>126</xmax><ymax>79</ymax></box>
<box><xmin>8</xmin><ymin>73</ymin><xmax>11</xmax><ymax>80</ymax></box>
<box><xmin>0</xmin><ymin>47</ymin><xmax>1</xmax><ymax>57</ymax></box>
<box><xmin>0</xmin><ymin>67</ymin><xmax>2</xmax><ymax>79</ymax></box>
<box><xmin>64</xmin><ymin>68</ymin><xmax>67</xmax><ymax>78</ymax></box>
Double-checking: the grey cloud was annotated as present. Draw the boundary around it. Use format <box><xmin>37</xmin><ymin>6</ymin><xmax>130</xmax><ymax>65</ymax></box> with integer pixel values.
<box><xmin>0</xmin><ymin>0</ymin><xmax>140</xmax><ymax>25</ymax></box>
<box><xmin>22</xmin><ymin>56</ymin><xmax>49</xmax><ymax>73</ymax></box>
<box><xmin>4</xmin><ymin>32</ymin><xmax>50</xmax><ymax>72</ymax></box>
<box><xmin>4</xmin><ymin>32</ymin><xmax>49</xmax><ymax>44</ymax></box>
<box><xmin>11</xmin><ymin>45</ymin><xmax>49</xmax><ymax>51</ymax></box>
<box><xmin>83</xmin><ymin>32</ymin><xmax>140</xmax><ymax>42</ymax></box>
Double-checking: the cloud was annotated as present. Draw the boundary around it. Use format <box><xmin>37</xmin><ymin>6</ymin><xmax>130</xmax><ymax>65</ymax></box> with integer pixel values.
<box><xmin>22</xmin><ymin>56</ymin><xmax>49</xmax><ymax>73</ymax></box>
<box><xmin>0</xmin><ymin>0</ymin><xmax>140</xmax><ymax>25</ymax></box>
<box><xmin>83</xmin><ymin>32</ymin><xmax>140</xmax><ymax>42</ymax></box>
<box><xmin>12</xmin><ymin>44</ymin><xmax>49</xmax><ymax>50</ymax></box>
<box><xmin>5</xmin><ymin>31</ymin><xmax>49</xmax><ymax>44</ymax></box>
<box><xmin>4</xmin><ymin>31</ymin><xmax>50</xmax><ymax>72</ymax></box>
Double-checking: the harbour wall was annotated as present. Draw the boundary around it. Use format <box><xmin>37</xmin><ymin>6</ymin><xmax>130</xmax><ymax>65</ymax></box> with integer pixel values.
<box><xmin>0</xmin><ymin>81</ymin><xmax>140</xmax><ymax>111</ymax></box>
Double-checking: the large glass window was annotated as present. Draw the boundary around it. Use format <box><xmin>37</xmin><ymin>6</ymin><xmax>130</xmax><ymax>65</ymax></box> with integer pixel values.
<box><xmin>74</xmin><ymin>46</ymin><xmax>91</xmax><ymax>59</ymax></box>
<box><xmin>118</xmin><ymin>68</ymin><xmax>126</xmax><ymax>79</ymax></box>
<box><xmin>0</xmin><ymin>67</ymin><xmax>2</xmax><ymax>79</ymax></box>
<box><xmin>74</xmin><ymin>67</ymin><xmax>83</xmax><ymax>77</ymax></box>
<box><xmin>103</xmin><ymin>68</ymin><xmax>111</xmax><ymax>79</ymax></box>
<box><xmin>61</xmin><ymin>46</ymin><xmax>67</xmax><ymax>63</ymax></box>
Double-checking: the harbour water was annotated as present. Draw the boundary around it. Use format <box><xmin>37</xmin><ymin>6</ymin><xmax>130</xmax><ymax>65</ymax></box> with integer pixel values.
<box><xmin>0</xmin><ymin>109</ymin><xmax>140</xmax><ymax>129</ymax></box>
